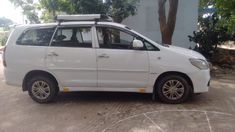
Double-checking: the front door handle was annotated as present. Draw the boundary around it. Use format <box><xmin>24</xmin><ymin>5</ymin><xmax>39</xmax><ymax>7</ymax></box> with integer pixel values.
<box><xmin>98</xmin><ymin>54</ymin><xmax>109</xmax><ymax>59</ymax></box>
<box><xmin>48</xmin><ymin>52</ymin><xmax>59</xmax><ymax>57</ymax></box>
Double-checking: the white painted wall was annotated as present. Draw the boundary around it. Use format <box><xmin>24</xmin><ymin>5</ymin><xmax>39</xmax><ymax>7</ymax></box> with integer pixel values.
<box><xmin>122</xmin><ymin>0</ymin><xmax>199</xmax><ymax>48</ymax></box>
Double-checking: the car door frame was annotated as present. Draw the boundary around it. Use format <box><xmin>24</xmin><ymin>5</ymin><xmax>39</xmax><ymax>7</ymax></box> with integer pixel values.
<box><xmin>45</xmin><ymin>23</ymin><xmax>98</xmax><ymax>91</ymax></box>
<box><xmin>93</xmin><ymin>24</ymin><xmax>153</xmax><ymax>92</ymax></box>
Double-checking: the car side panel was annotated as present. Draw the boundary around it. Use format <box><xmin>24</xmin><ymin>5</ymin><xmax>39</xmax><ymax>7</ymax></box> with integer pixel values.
<box><xmin>45</xmin><ymin>47</ymin><xmax>97</xmax><ymax>88</ymax></box>
<box><xmin>4</xmin><ymin>44</ymin><xmax>47</xmax><ymax>86</ymax></box>
<box><xmin>4</xmin><ymin>27</ymin><xmax>53</xmax><ymax>87</ymax></box>
<box><xmin>147</xmin><ymin>49</ymin><xmax>210</xmax><ymax>93</ymax></box>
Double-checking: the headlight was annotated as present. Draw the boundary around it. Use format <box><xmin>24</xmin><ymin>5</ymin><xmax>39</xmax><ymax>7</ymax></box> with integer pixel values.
<box><xmin>189</xmin><ymin>58</ymin><xmax>209</xmax><ymax>70</ymax></box>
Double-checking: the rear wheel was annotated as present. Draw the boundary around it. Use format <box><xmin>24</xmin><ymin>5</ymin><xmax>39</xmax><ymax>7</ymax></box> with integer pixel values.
<box><xmin>156</xmin><ymin>75</ymin><xmax>192</xmax><ymax>104</ymax></box>
<box><xmin>27</xmin><ymin>76</ymin><xmax>58</xmax><ymax>103</ymax></box>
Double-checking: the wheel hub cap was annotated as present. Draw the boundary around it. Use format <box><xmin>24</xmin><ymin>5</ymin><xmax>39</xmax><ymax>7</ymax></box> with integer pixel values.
<box><xmin>32</xmin><ymin>81</ymin><xmax>50</xmax><ymax>100</ymax></box>
<box><xmin>162</xmin><ymin>80</ymin><xmax>185</xmax><ymax>100</ymax></box>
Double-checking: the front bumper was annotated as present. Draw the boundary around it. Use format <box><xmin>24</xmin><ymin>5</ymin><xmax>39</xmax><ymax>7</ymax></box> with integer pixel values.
<box><xmin>187</xmin><ymin>69</ymin><xmax>210</xmax><ymax>93</ymax></box>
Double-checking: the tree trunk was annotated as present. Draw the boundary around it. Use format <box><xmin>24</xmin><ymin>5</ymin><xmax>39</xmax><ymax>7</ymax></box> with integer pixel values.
<box><xmin>52</xmin><ymin>10</ymin><xmax>56</xmax><ymax>21</ymax></box>
<box><xmin>158</xmin><ymin>0</ymin><xmax>179</xmax><ymax>45</ymax></box>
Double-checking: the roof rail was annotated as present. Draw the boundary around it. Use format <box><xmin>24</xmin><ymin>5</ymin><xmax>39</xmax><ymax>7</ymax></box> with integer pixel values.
<box><xmin>55</xmin><ymin>14</ymin><xmax>113</xmax><ymax>25</ymax></box>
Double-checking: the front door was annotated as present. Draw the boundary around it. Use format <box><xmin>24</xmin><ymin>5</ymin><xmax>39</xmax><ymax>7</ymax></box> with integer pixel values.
<box><xmin>46</xmin><ymin>26</ymin><xmax>97</xmax><ymax>88</ymax></box>
<box><xmin>95</xmin><ymin>26</ymin><xmax>149</xmax><ymax>88</ymax></box>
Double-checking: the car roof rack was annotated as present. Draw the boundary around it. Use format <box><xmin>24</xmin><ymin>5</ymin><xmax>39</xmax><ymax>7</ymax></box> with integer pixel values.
<box><xmin>55</xmin><ymin>14</ymin><xmax>113</xmax><ymax>25</ymax></box>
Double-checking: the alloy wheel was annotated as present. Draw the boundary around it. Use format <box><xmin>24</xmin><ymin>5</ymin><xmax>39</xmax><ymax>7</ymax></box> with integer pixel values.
<box><xmin>162</xmin><ymin>80</ymin><xmax>185</xmax><ymax>100</ymax></box>
<box><xmin>31</xmin><ymin>81</ymin><xmax>51</xmax><ymax>100</ymax></box>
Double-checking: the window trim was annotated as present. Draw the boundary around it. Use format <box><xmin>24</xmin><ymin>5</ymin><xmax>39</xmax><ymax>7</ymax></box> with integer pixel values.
<box><xmin>49</xmin><ymin>25</ymin><xmax>93</xmax><ymax>48</ymax></box>
<box><xmin>16</xmin><ymin>26</ymin><xmax>56</xmax><ymax>46</ymax></box>
<box><xmin>95</xmin><ymin>25</ymin><xmax>160</xmax><ymax>51</ymax></box>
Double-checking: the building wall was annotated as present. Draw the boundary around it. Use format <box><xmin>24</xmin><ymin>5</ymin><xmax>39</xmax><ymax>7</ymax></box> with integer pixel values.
<box><xmin>122</xmin><ymin>0</ymin><xmax>199</xmax><ymax>48</ymax></box>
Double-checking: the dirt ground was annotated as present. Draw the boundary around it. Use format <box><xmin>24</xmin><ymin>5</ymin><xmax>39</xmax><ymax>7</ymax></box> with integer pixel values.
<box><xmin>0</xmin><ymin>63</ymin><xmax>235</xmax><ymax>132</ymax></box>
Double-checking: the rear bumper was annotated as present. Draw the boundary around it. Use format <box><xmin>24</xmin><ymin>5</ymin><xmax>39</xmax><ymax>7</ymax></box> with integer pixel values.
<box><xmin>4</xmin><ymin>68</ymin><xmax>23</xmax><ymax>87</ymax></box>
<box><xmin>188</xmin><ymin>69</ymin><xmax>210</xmax><ymax>93</ymax></box>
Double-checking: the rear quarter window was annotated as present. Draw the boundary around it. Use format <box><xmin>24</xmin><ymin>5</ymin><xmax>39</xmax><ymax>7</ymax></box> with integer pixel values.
<box><xmin>16</xmin><ymin>27</ymin><xmax>55</xmax><ymax>46</ymax></box>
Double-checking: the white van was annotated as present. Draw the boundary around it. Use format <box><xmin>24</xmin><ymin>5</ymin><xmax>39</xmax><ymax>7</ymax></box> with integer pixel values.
<box><xmin>3</xmin><ymin>15</ymin><xmax>210</xmax><ymax>104</ymax></box>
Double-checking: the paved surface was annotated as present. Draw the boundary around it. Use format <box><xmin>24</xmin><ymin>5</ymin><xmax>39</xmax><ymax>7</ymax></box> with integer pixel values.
<box><xmin>0</xmin><ymin>63</ymin><xmax>235</xmax><ymax>132</ymax></box>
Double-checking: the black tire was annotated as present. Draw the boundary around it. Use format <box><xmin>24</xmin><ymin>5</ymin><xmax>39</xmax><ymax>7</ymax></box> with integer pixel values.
<box><xmin>156</xmin><ymin>75</ymin><xmax>192</xmax><ymax>104</ymax></box>
<box><xmin>27</xmin><ymin>76</ymin><xmax>58</xmax><ymax>103</ymax></box>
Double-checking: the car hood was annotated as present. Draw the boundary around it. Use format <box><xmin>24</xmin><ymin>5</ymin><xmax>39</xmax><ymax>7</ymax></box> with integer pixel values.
<box><xmin>163</xmin><ymin>45</ymin><xmax>206</xmax><ymax>60</ymax></box>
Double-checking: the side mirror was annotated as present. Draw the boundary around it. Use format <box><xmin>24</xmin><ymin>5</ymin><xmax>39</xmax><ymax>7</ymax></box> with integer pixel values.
<box><xmin>132</xmin><ymin>39</ymin><xmax>144</xmax><ymax>49</ymax></box>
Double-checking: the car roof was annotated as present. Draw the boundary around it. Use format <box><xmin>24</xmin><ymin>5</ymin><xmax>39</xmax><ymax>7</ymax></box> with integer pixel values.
<box><xmin>15</xmin><ymin>21</ymin><xmax>127</xmax><ymax>30</ymax></box>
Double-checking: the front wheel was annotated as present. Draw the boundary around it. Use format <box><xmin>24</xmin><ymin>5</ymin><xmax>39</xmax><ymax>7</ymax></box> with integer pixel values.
<box><xmin>27</xmin><ymin>76</ymin><xmax>58</xmax><ymax>103</ymax></box>
<box><xmin>156</xmin><ymin>75</ymin><xmax>192</xmax><ymax>104</ymax></box>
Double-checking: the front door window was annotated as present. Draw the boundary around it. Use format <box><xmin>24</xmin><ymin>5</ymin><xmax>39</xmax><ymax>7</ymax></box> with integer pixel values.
<box><xmin>96</xmin><ymin>27</ymin><xmax>138</xmax><ymax>50</ymax></box>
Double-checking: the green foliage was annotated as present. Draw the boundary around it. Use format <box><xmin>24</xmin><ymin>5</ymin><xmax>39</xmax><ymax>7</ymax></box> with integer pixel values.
<box><xmin>0</xmin><ymin>17</ymin><xmax>11</xmax><ymax>45</ymax></box>
<box><xmin>39</xmin><ymin>0</ymin><xmax>58</xmax><ymax>14</ymax></box>
<box><xmin>199</xmin><ymin>0</ymin><xmax>235</xmax><ymax>33</ymax></box>
<box><xmin>188</xmin><ymin>14</ymin><xmax>232</xmax><ymax>59</ymax></box>
<box><xmin>38</xmin><ymin>0</ymin><xmax>139</xmax><ymax>23</ymax></box>
<box><xmin>39</xmin><ymin>0</ymin><xmax>73</xmax><ymax>16</ymax></box>
<box><xmin>9</xmin><ymin>0</ymin><xmax>40</xmax><ymax>24</ymax></box>
<box><xmin>9</xmin><ymin>0</ymin><xmax>140</xmax><ymax>23</ymax></box>
<box><xmin>0</xmin><ymin>17</ymin><xmax>13</xmax><ymax>29</ymax></box>
<box><xmin>0</xmin><ymin>32</ymin><xmax>9</xmax><ymax>46</ymax></box>
<box><xmin>214</xmin><ymin>0</ymin><xmax>235</xmax><ymax>33</ymax></box>
<box><xmin>106</xmin><ymin>0</ymin><xmax>140</xmax><ymax>23</ymax></box>
<box><xmin>38</xmin><ymin>0</ymin><xmax>108</xmax><ymax>22</ymax></box>
<box><xmin>40</xmin><ymin>11</ymin><xmax>54</xmax><ymax>23</ymax></box>
<box><xmin>193</xmin><ymin>0</ymin><xmax>235</xmax><ymax>59</ymax></box>
<box><xmin>199</xmin><ymin>0</ymin><xmax>213</xmax><ymax>8</ymax></box>
<box><xmin>39</xmin><ymin>0</ymin><xmax>59</xmax><ymax>22</ymax></box>
<box><xmin>70</xmin><ymin>0</ymin><xmax>109</xmax><ymax>14</ymax></box>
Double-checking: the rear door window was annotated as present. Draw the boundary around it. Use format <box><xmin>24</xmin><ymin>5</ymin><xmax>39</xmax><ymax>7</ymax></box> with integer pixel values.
<box><xmin>17</xmin><ymin>27</ymin><xmax>55</xmax><ymax>46</ymax></box>
<box><xmin>51</xmin><ymin>27</ymin><xmax>92</xmax><ymax>48</ymax></box>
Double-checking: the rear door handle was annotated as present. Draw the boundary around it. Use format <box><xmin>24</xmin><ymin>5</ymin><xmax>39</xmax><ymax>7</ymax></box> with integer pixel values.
<box><xmin>98</xmin><ymin>54</ymin><xmax>109</xmax><ymax>58</ymax></box>
<box><xmin>48</xmin><ymin>52</ymin><xmax>59</xmax><ymax>57</ymax></box>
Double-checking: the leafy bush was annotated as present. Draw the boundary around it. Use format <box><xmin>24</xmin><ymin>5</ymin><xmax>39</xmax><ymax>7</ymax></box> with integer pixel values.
<box><xmin>0</xmin><ymin>32</ymin><xmax>9</xmax><ymax>46</ymax></box>
<box><xmin>188</xmin><ymin>14</ymin><xmax>233</xmax><ymax>59</ymax></box>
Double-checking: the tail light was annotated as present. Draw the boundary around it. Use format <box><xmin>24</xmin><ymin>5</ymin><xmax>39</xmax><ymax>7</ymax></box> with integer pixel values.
<box><xmin>2</xmin><ymin>46</ymin><xmax>7</xmax><ymax>67</ymax></box>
